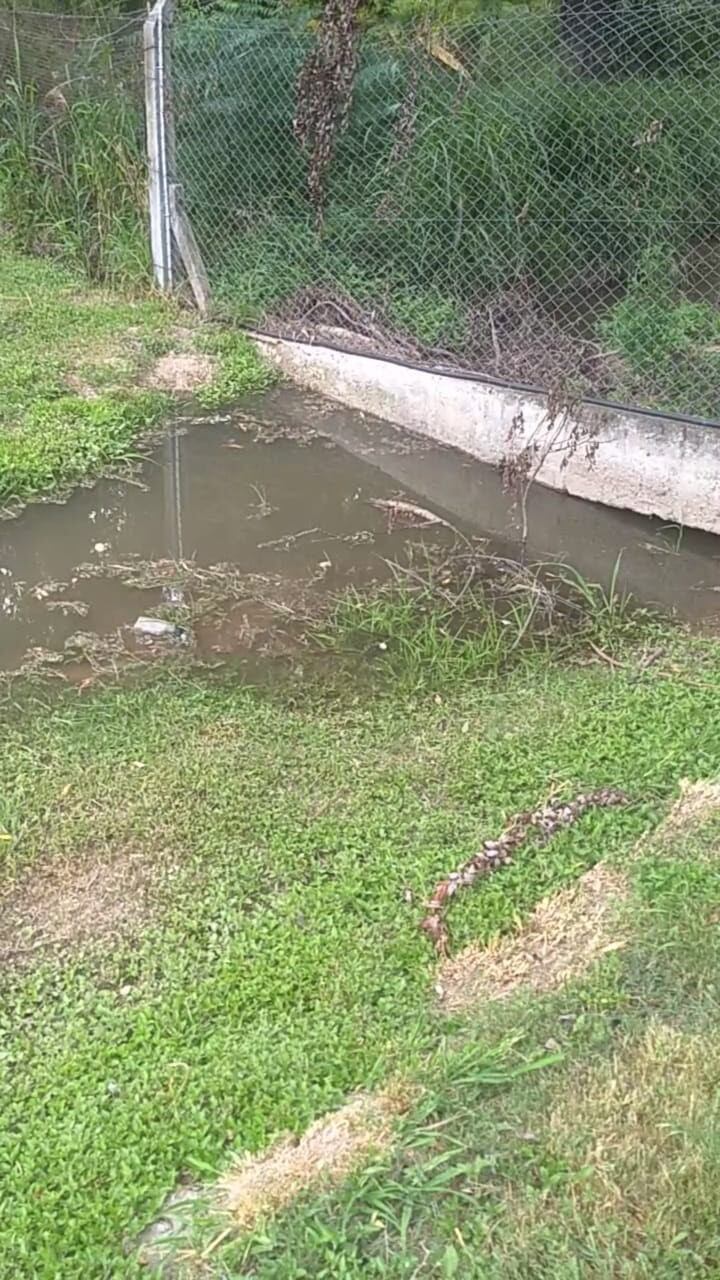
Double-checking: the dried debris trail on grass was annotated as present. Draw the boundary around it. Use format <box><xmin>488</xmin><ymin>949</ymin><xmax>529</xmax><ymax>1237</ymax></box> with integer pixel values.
<box><xmin>421</xmin><ymin>787</ymin><xmax>628</xmax><ymax>957</ymax></box>
<box><xmin>437</xmin><ymin>778</ymin><xmax>720</xmax><ymax>1014</ymax></box>
<box><xmin>217</xmin><ymin>1087</ymin><xmax>414</xmax><ymax>1232</ymax></box>
<box><xmin>437</xmin><ymin>862</ymin><xmax>630</xmax><ymax>1014</ymax></box>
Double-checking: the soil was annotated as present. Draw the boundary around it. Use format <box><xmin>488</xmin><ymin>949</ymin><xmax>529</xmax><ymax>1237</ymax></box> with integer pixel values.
<box><xmin>147</xmin><ymin>353</ymin><xmax>216</xmax><ymax>394</ymax></box>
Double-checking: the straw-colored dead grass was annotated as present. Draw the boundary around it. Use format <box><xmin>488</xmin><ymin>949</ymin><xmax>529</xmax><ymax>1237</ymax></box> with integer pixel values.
<box><xmin>437</xmin><ymin>862</ymin><xmax>629</xmax><ymax>1014</ymax></box>
<box><xmin>652</xmin><ymin>777</ymin><xmax>720</xmax><ymax>844</ymax></box>
<box><xmin>437</xmin><ymin>779</ymin><xmax>720</xmax><ymax>1015</ymax></box>
<box><xmin>495</xmin><ymin>1022</ymin><xmax>720</xmax><ymax>1261</ymax></box>
<box><xmin>217</xmin><ymin>1085</ymin><xmax>415</xmax><ymax>1232</ymax></box>
<box><xmin>147</xmin><ymin>353</ymin><xmax>216</xmax><ymax>394</ymax></box>
<box><xmin>0</xmin><ymin>847</ymin><xmax>157</xmax><ymax>969</ymax></box>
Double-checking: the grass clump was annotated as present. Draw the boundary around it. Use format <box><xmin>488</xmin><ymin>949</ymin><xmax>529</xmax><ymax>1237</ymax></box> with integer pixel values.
<box><xmin>0</xmin><ymin>249</ymin><xmax>172</xmax><ymax>506</ymax></box>
<box><xmin>195</xmin><ymin>328</ymin><xmax>279</xmax><ymax>408</ymax></box>
<box><xmin>0</xmin><ymin>393</ymin><xmax>167</xmax><ymax>505</ymax></box>
<box><xmin>317</xmin><ymin>551</ymin><xmax>646</xmax><ymax>688</ymax></box>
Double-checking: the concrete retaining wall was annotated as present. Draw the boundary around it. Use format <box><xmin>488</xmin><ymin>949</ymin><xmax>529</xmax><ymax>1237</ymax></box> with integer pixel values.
<box><xmin>254</xmin><ymin>334</ymin><xmax>720</xmax><ymax>535</ymax></box>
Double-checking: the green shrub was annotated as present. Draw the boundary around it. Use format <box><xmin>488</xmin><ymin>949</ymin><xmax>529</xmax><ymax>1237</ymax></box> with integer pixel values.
<box><xmin>600</xmin><ymin>246</ymin><xmax>720</xmax><ymax>418</ymax></box>
<box><xmin>175</xmin><ymin>9</ymin><xmax>720</xmax><ymax>385</ymax></box>
<box><xmin>195</xmin><ymin>329</ymin><xmax>278</xmax><ymax>406</ymax></box>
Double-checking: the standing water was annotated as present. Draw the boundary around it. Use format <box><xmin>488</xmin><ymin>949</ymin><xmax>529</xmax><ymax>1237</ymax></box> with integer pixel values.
<box><xmin>2</xmin><ymin>386</ymin><xmax>720</xmax><ymax>673</ymax></box>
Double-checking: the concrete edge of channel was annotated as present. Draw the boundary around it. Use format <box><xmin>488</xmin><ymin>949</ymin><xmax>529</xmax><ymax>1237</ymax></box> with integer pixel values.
<box><xmin>252</xmin><ymin>332</ymin><xmax>720</xmax><ymax>536</ymax></box>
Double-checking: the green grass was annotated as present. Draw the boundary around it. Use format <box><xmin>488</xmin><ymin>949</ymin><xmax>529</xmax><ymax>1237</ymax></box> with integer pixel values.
<box><xmin>222</xmin><ymin>806</ymin><xmax>720</xmax><ymax>1279</ymax></box>
<box><xmin>0</xmin><ymin>249</ymin><xmax>171</xmax><ymax>507</ymax></box>
<box><xmin>0</xmin><ymin>248</ymin><xmax>275</xmax><ymax>507</ymax></box>
<box><xmin>3</xmin><ymin>616</ymin><xmax>720</xmax><ymax>1276</ymax></box>
<box><xmin>317</xmin><ymin>555</ymin><xmax>645</xmax><ymax>688</ymax></box>
<box><xmin>0</xmin><ymin>68</ymin><xmax>147</xmax><ymax>286</ymax></box>
<box><xmin>195</xmin><ymin>328</ymin><xmax>279</xmax><ymax>407</ymax></box>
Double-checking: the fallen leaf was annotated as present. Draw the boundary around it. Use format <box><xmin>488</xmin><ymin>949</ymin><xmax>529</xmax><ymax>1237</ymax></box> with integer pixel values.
<box><xmin>422</xmin><ymin>34</ymin><xmax>467</xmax><ymax>75</ymax></box>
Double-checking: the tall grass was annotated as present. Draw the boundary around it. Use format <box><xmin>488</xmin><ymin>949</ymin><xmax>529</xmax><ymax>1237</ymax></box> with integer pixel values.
<box><xmin>315</xmin><ymin>548</ymin><xmax>649</xmax><ymax>688</ymax></box>
<box><xmin>0</xmin><ymin>75</ymin><xmax>147</xmax><ymax>286</ymax></box>
<box><xmin>176</xmin><ymin>9</ymin><xmax>720</xmax><ymax>300</ymax></box>
<box><xmin>170</xmin><ymin>7</ymin><xmax>720</xmax><ymax>415</ymax></box>
<box><xmin>5</xmin><ymin>4</ymin><xmax>720</xmax><ymax>416</ymax></box>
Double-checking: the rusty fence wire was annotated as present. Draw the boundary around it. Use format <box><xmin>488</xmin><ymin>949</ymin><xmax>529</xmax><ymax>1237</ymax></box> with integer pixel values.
<box><xmin>173</xmin><ymin>2</ymin><xmax>720</xmax><ymax>423</ymax></box>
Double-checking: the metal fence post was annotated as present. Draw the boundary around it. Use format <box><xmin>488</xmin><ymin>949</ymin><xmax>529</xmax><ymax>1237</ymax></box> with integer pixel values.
<box><xmin>144</xmin><ymin>0</ymin><xmax>174</xmax><ymax>293</ymax></box>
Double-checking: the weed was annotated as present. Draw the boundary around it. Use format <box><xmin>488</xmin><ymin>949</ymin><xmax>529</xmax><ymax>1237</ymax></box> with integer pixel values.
<box><xmin>0</xmin><ymin>72</ymin><xmax>147</xmax><ymax>287</ymax></box>
<box><xmin>318</xmin><ymin>584</ymin><xmax>515</xmax><ymax>686</ymax></box>
<box><xmin>316</xmin><ymin>549</ymin><xmax>651</xmax><ymax>689</ymax></box>
<box><xmin>173</xmin><ymin>9</ymin><xmax>720</xmax><ymax>417</ymax></box>
<box><xmin>195</xmin><ymin>329</ymin><xmax>279</xmax><ymax>407</ymax></box>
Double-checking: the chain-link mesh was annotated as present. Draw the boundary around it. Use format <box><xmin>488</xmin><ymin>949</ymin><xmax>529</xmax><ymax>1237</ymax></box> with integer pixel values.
<box><xmin>0</xmin><ymin>7</ymin><xmax>143</xmax><ymax>98</ymax></box>
<box><xmin>174</xmin><ymin>2</ymin><xmax>720</xmax><ymax>423</ymax></box>
<box><xmin>0</xmin><ymin>7</ymin><xmax>146</xmax><ymax>279</ymax></box>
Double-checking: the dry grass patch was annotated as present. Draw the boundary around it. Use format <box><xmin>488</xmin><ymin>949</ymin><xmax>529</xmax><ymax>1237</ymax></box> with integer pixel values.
<box><xmin>437</xmin><ymin>779</ymin><xmax>720</xmax><ymax>1016</ymax></box>
<box><xmin>496</xmin><ymin>1022</ymin><xmax>720</xmax><ymax>1261</ymax></box>
<box><xmin>652</xmin><ymin>777</ymin><xmax>720</xmax><ymax>844</ymax></box>
<box><xmin>217</xmin><ymin>1085</ymin><xmax>416</xmax><ymax>1233</ymax></box>
<box><xmin>147</xmin><ymin>353</ymin><xmax>216</xmax><ymax>394</ymax></box>
<box><xmin>0</xmin><ymin>847</ymin><xmax>157</xmax><ymax>968</ymax></box>
<box><xmin>437</xmin><ymin>862</ymin><xmax>630</xmax><ymax>1014</ymax></box>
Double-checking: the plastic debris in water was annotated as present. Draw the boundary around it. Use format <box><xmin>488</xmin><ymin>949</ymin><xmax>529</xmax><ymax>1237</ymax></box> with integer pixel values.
<box><xmin>133</xmin><ymin>616</ymin><xmax>185</xmax><ymax>641</ymax></box>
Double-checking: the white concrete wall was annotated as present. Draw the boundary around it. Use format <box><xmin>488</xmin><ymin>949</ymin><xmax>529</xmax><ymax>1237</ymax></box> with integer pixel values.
<box><xmin>254</xmin><ymin>335</ymin><xmax>720</xmax><ymax>535</ymax></box>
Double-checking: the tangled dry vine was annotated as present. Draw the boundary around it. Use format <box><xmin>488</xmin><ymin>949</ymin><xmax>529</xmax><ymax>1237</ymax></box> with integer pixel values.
<box><xmin>294</xmin><ymin>0</ymin><xmax>363</xmax><ymax>221</ymax></box>
<box><xmin>421</xmin><ymin>788</ymin><xmax>628</xmax><ymax>957</ymax></box>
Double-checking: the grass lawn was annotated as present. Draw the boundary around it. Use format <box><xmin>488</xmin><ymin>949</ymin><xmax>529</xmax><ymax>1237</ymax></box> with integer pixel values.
<box><xmin>2</xmin><ymin>617</ymin><xmax>720</xmax><ymax>1277</ymax></box>
<box><xmin>232</xmin><ymin>796</ymin><xmax>720</xmax><ymax>1280</ymax></box>
<box><xmin>0</xmin><ymin>248</ymin><xmax>273</xmax><ymax>509</ymax></box>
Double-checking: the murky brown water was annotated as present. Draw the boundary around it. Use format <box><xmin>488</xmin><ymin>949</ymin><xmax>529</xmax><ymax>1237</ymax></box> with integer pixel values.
<box><xmin>2</xmin><ymin>385</ymin><xmax>720</xmax><ymax>673</ymax></box>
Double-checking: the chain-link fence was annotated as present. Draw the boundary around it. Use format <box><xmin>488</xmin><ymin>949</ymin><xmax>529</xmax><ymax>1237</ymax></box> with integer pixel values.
<box><xmin>0</xmin><ymin>7</ymin><xmax>146</xmax><ymax>279</ymax></box>
<box><xmin>3</xmin><ymin>4</ymin><xmax>720</xmax><ymax>423</ymax></box>
<box><xmin>0</xmin><ymin>6</ymin><xmax>143</xmax><ymax>96</ymax></box>
<box><xmin>172</xmin><ymin>1</ymin><xmax>720</xmax><ymax>423</ymax></box>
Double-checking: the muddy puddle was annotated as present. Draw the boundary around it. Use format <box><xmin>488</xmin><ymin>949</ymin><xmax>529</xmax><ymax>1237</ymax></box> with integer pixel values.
<box><xmin>2</xmin><ymin>385</ymin><xmax>720</xmax><ymax>675</ymax></box>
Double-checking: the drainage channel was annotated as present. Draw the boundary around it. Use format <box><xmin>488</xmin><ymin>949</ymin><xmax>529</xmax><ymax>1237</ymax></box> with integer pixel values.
<box><xmin>2</xmin><ymin>385</ymin><xmax>719</xmax><ymax>675</ymax></box>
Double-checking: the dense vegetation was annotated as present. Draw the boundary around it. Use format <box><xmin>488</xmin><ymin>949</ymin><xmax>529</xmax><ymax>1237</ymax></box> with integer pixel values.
<box><xmin>3</xmin><ymin>0</ymin><xmax>720</xmax><ymax>416</ymax></box>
